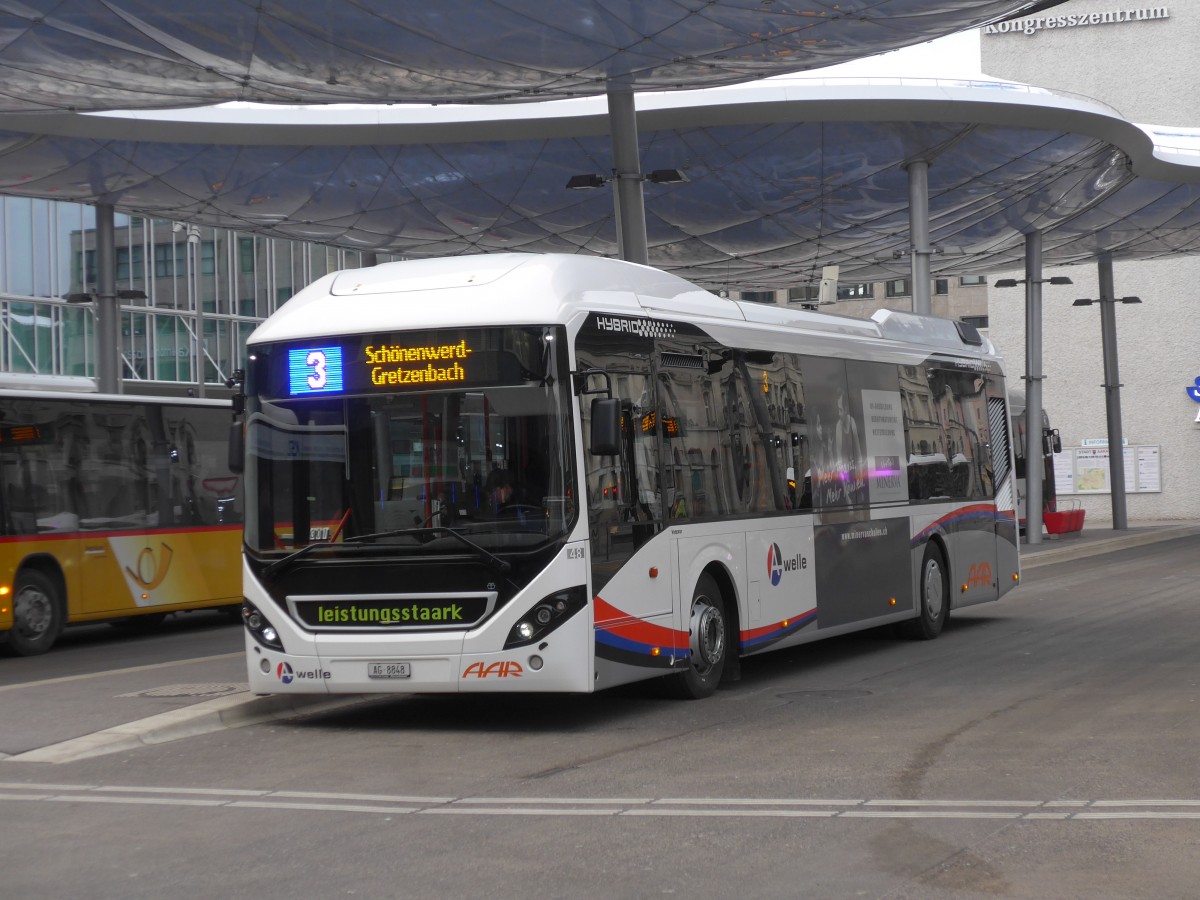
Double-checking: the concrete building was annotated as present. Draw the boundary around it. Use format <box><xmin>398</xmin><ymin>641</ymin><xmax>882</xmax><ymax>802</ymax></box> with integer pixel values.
<box><xmin>0</xmin><ymin>200</ymin><xmax>381</xmax><ymax>395</ymax></box>
<box><xmin>982</xmin><ymin>0</ymin><xmax>1198</xmax><ymax>523</ymax></box>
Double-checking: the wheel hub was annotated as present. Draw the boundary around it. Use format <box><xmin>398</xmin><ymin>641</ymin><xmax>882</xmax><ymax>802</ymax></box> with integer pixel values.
<box><xmin>16</xmin><ymin>587</ymin><xmax>52</xmax><ymax>637</ymax></box>
<box><xmin>689</xmin><ymin>601</ymin><xmax>725</xmax><ymax>673</ymax></box>
<box><xmin>924</xmin><ymin>560</ymin><xmax>944</xmax><ymax>620</ymax></box>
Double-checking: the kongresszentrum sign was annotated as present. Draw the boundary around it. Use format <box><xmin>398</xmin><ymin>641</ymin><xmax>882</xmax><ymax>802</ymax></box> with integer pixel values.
<box><xmin>985</xmin><ymin>6</ymin><xmax>1169</xmax><ymax>36</ymax></box>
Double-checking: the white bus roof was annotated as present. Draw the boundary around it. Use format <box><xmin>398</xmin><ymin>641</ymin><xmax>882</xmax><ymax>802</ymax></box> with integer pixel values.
<box><xmin>248</xmin><ymin>253</ymin><xmax>997</xmax><ymax>360</ymax></box>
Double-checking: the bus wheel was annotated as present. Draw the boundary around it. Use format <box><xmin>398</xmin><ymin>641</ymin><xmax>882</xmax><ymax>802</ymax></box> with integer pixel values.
<box><xmin>902</xmin><ymin>542</ymin><xmax>949</xmax><ymax>641</ymax></box>
<box><xmin>7</xmin><ymin>570</ymin><xmax>64</xmax><ymax>656</ymax></box>
<box><xmin>668</xmin><ymin>574</ymin><xmax>727</xmax><ymax>699</ymax></box>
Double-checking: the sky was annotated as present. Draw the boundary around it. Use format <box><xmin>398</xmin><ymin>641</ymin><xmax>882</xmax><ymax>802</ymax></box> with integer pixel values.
<box><xmin>812</xmin><ymin>29</ymin><xmax>985</xmax><ymax>80</ymax></box>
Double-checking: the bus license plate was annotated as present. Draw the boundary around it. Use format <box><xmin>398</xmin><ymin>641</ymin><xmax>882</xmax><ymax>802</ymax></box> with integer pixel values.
<box><xmin>368</xmin><ymin>662</ymin><xmax>411</xmax><ymax>679</ymax></box>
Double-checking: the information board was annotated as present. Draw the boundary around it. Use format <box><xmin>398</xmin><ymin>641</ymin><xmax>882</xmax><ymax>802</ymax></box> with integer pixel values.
<box><xmin>1052</xmin><ymin>445</ymin><xmax>1161</xmax><ymax>495</ymax></box>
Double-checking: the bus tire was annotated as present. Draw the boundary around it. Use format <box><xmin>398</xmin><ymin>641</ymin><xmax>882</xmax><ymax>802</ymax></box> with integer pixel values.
<box><xmin>667</xmin><ymin>573</ymin><xmax>728</xmax><ymax>700</ymax></box>
<box><xmin>6</xmin><ymin>569</ymin><xmax>64</xmax><ymax>656</ymax></box>
<box><xmin>902</xmin><ymin>542</ymin><xmax>949</xmax><ymax>641</ymax></box>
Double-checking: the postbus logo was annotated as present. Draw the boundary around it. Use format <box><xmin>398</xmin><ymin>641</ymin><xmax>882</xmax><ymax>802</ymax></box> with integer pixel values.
<box><xmin>767</xmin><ymin>543</ymin><xmax>808</xmax><ymax>587</ymax></box>
<box><xmin>124</xmin><ymin>542</ymin><xmax>174</xmax><ymax>591</ymax></box>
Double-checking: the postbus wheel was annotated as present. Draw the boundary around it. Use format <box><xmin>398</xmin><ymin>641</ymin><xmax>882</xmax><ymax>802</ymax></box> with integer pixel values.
<box><xmin>901</xmin><ymin>542</ymin><xmax>949</xmax><ymax>641</ymax></box>
<box><xmin>667</xmin><ymin>573</ymin><xmax>727</xmax><ymax>700</ymax></box>
<box><xmin>6</xmin><ymin>569</ymin><xmax>64</xmax><ymax>657</ymax></box>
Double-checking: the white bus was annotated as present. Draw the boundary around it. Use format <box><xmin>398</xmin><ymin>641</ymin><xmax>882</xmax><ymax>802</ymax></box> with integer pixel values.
<box><xmin>1008</xmin><ymin>390</ymin><xmax>1061</xmax><ymax>530</ymax></box>
<box><xmin>235</xmin><ymin>254</ymin><xmax>1019</xmax><ymax>699</ymax></box>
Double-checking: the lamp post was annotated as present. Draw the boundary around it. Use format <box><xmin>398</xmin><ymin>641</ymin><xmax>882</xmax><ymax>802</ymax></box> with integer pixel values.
<box><xmin>1071</xmin><ymin>251</ymin><xmax>1140</xmax><ymax>531</ymax></box>
<box><xmin>994</xmin><ymin>247</ymin><xmax>1072</xmax><ymax>545</ymax></box>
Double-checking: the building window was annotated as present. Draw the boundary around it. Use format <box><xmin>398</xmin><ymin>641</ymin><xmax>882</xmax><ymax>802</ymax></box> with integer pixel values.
<box><xmin>959</xmin><ymin>275</ymin><xmax>987</xmax><ymax>286</ymax></box>
<box><xmin>837</xmin><ymin>283</ymin><xmax>872</xmax><ymax>300</ymax></box>
<box><xmin>239</xmin><ymin>237</ymin><xmax>255</xmax><ymax>274</ymax></box>
<box><xmin>740</xmin><ymin>290</ymin><xmax>776</xmax><ymax>304</ymax></box>
<box><xmin>960</xmin><ymin>315</ymin><xmax>989</xmax><ymax>329</ymax></box>
<box><xmin>885</xmin><ymin>279</ymin><xmax>910</xmax><ymax>298</ymax></box>
<box><xmin>935</xmin><ymin>278</ymin><xmax>949</xmax><ymax>295</ymax></box>
<box><xmin>788</xmin><ymin>285</ymin><xmax>819</xmax><ymax>304</ymax></box>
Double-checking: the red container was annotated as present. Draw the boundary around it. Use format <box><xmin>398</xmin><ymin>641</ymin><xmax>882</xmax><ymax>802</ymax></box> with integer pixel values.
<box><xmin>1043</xmin><ymin>509</ymin><xmax>1085</xmax><ymax>534</ymax></box>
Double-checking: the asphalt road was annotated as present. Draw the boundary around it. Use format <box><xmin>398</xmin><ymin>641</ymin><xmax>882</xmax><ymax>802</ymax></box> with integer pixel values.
<box><xmin>2</xmin><ymin>536</ymin><xmax>1198</xmax><ymax>899</ymax></box>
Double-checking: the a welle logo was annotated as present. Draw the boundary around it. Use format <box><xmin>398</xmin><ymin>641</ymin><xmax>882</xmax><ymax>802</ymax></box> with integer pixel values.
<box><xmin>767</xmin><ymin>542</ymin><xmax>807</xmax><ymax>587</ymax></box>
<box><xmin>276</xmin><ymin>662</ymin><xmax>330</xmax><ymax>684</ymax></box>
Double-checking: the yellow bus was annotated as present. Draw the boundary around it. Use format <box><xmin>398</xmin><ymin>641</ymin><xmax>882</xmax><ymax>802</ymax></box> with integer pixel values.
<box><xmin>0</xmin><ymin>388</ymin><xmax>242</xmax><ymax>655</ymax></box>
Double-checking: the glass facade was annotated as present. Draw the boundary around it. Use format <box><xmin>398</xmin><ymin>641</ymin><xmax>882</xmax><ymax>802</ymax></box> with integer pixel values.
<box><xmin>0</xmin><ymin>198</ymin><xmax>386</xmax><ymax>387</ymax></box>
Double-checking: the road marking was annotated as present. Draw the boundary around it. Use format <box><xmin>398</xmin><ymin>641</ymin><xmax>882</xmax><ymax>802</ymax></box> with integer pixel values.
<box><xmin>1</xmin><ymin>785</ymin><xmax>1199</xmax><ymax>822</ymax></box>
<box><xmin>0</xmin><ymin>653</ymin><xmax>243</xmax><ymax>693</ymax></box>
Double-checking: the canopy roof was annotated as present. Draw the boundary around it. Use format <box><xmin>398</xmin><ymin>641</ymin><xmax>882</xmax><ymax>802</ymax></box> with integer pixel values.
<box><xmin>0</xmin><ymin>1</ymin><xmax>1058</xmax><ymax>111</ymax></box>
<box><xmin>6</xmin><ymin>0</ymin><xmax>1196</xmax><ymax>290</ymax></box>
<box><xmin>1</xmin><ymin>78</ymin><xmax>1196</xmax><ymax>288</ymax></box>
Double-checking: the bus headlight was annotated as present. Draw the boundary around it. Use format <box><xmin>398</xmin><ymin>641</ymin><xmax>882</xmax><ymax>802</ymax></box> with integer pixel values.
<box><xmin>243</xmin><ymin>599</ymin><xmax>285</xmax><ymax>652</ymax></box>
<box><xmin>504</xmin><ymin>586</ymin><xmax>587</xmax><ymax>649</ymax></box>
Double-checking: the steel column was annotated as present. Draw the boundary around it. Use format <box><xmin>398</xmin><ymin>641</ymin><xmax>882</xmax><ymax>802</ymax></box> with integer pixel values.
<box><xmin>94</xmin><ymin>204</ymin><xmax>121</xmax><ymax>394</ymax></box>
<box><xmin>1023</xmin><ymin>231</ymin><xmax>1044</xmax><ymax>545</ymax></box>
<box><xmin>1097</xmin><ymin>252</ymin><xmax>1128</xmax><ymax>530</ymax></box>
<box><xmin>906</xmin><ymin>159</ymin><xmax>932</xmax><ymax>315</ymax></box>
<box><xmin>606</xmin><ymin>89</ymin><xmax>648</xmax><ymax>266</ymax></box>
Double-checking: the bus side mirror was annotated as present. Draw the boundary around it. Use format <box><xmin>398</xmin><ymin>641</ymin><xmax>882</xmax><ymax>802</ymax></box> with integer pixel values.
<box><xmin>228</xmin><ymin>419</ymin><xmax>245</xmax><ymax>474</ymax></box>
<box><xmin>1044</xmin><ymin>427</ymin><xmax>1061</xmax><ymax>455</ymax></box>
<box><xmin>590</xmin><ymin>398</ymin><xmax>621</xmax><ymax>456</ymax></box>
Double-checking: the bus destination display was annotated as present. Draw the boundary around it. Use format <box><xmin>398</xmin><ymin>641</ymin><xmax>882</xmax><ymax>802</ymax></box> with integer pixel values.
<box><xmin>286</xmin><ymin>337</ymin><xmax>478</xmax><ymax>396</ymax></box>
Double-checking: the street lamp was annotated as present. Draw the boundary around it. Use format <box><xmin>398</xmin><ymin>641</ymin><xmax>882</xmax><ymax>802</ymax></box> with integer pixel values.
<box><xmin>1071</xmin><ymin>296</ymin><xmax>1141</xmax><ymax>306</ymax></box>
<box><xmin>993</xmin><ymin>276</ymin><xmax>1073</xmax><ymax>288</ymax></box>
<box><xmin>565</xmin><ymin>167</ymin><xmax>689</xmax><ymax>190</ymax></box>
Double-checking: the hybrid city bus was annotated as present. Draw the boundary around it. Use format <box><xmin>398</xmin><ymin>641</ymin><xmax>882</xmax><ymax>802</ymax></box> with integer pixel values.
<box><xmin>235</xmin><ymin>254</ymin><xmax>1019</xmax><ymax>699</ymax></box>
<box><xmin>0</xmin><ymin>387</ymin><xmax>243</xmax><ymax>655</ymax></box>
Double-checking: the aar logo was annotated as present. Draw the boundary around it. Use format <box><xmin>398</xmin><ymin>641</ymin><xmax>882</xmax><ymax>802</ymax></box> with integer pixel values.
<box><xmin>463</xmin><ymin>661</ymin><xmax>523</xmax><ymax>679</ymax></box>
<box><xmin>967</xmin><ymin>562</ymin><xmax>994</xmax><ymax>589</ymax></box>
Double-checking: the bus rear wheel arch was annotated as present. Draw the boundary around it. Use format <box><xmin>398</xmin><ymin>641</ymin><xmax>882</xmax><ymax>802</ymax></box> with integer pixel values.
<box><xmin>668</xmin><ymin>572</ymin><xmax>728</xmax><ymax>699</ymax></box>
<box><xmin>4</xmin><ymin>567</ymin><xmax>65</xmax><ymax>656</ymax></box>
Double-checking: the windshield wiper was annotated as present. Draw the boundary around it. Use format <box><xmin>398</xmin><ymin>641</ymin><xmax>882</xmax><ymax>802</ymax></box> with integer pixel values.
<box><xmin>262</xmin><ymin>540</ymin><xmax>345</xmax><ymax>579</ymax></box>
<box><xmin>345</xmin><ymin>526</ymin><xmax>512</xmax><ymax>574</ymax></box>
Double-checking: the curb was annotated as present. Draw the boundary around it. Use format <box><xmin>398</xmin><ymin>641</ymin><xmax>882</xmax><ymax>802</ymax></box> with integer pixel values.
<box><xmin>1020</xmin><ymin>524</ymin><xmax>1200</xmax><ymax>569</ymax></box>
<box><xmin>6</xmin><ymin>692</ymin><xmax>368</xmax><ymax>765</ymax></box>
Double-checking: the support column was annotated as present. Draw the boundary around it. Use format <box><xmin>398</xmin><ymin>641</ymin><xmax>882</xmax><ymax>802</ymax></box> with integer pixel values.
<box><xmin>606</xmin><ymin>89</ymin><xmax>648</xmax><ymax>266</ymax></box>
<box><xmin>94</xmin><ymin>204</ymin><xmax>121</xmax><ymax>394</ymax></box>
<box><xmin>1097</xmin><ymin>252</ymin><xmax>1128</xmax><ymax>530</ymax></box>
<box><xmin>906</xmin><ymin>159</ymin><xmax>932</xmax><ymax>315</ymax></box>
<box><xmin>1023</xmin><ymin>231</ymin><xmax>1045</xmax><ymax>545</ymax></box>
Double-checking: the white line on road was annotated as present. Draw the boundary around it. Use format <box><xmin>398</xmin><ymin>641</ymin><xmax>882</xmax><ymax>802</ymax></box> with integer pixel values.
<box><xmin>1</xmin><ymin>785</ymin><xmax>1200</xmax><ymax>822</ymax></box>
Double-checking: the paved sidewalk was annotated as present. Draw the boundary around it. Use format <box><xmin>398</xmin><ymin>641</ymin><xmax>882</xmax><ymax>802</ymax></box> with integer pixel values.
<box><xmin>1019</xmin><ymin>519</ymin><xmax>1200</xmax><ymax>569</ymax></box>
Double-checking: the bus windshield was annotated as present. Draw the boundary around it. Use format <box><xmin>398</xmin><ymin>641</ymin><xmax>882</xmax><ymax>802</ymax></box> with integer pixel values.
<box><xmin>243</xmin><ymin>325</ymin><xmax>576</xmax><ymax>558</ymax></box>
